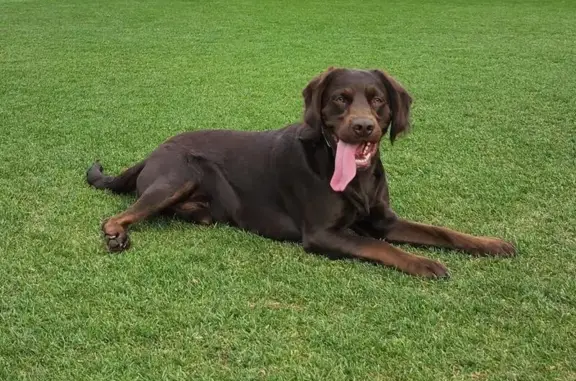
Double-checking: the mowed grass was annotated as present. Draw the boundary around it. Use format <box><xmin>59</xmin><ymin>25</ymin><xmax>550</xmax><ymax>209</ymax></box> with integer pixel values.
<box><xmin>1</xmin><ymin>0</ymin><xmax>575</xmax><ymax>379</ymax></box>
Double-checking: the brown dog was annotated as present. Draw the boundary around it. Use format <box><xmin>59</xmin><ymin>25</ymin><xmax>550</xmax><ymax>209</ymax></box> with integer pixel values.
<box><xmin>87</xmin><ymin>67</ymin><xmax>516</xmax><ymax>278</ymax></box>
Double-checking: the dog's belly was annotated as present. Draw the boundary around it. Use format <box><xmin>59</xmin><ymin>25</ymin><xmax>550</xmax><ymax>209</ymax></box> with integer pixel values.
<box><xmin>209</xmin><ymin>202</ymin><xmax>302</xmax><ymax>242</ymax></box>
<box><xmin>193</xmin><ymin>157</ymin><xmax>302</xmax><ymax>242</ymax></box>
<box><xmin>242</xmin><ymin>210</ymin><xmax>301</xmax><ymax>242</ymax></box>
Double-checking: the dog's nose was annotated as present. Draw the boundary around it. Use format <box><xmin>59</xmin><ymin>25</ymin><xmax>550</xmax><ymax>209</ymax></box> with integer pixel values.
<box><xmin>351</xmin><ymin>118</ymin><xmax>375</xmax><ymax>137</ymax></box>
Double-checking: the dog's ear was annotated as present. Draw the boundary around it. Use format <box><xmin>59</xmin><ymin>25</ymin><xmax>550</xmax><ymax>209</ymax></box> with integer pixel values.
<box><xmin>371</xmin><ymin>70</ymin><xmax>413</xmax><ymax>143</ymax></box>
<box><xmin>302</xmin><ymin>67</ymin><xmax>339</xmax><ymax>128</ymax></box>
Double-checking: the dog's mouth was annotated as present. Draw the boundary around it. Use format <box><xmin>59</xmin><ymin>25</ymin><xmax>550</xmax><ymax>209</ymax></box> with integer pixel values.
<box><xmin>332</xmin><ymin>135</ymin><xmax>378</xmax><ymax>169</ymax></box>
<box><xmin>353</xmin><ymin>141</ymin><xmax>378</xmax><ymax>168</ymax></box>
<box><xmin>329</xmin><ymin>135</ymin><xmax>380</xmax><ymax>192</ymax></box>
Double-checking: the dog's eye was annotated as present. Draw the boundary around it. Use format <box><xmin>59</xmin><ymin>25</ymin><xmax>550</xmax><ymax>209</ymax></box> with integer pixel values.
<box><xmin>371</xmin><ymin>97</ymin><xmax>384</xmax><ymax>106</ymax></box>
<box><xmin>334</xmin><ymin>95</ymin><xmax>347</xmax><ymax>104</ymax></box>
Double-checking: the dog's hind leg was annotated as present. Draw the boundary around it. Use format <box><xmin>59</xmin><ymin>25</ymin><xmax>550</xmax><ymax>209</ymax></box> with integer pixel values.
<box><xmin>101</xmin><ymin>178</ymin><xmax>196</xmax><ymax>252</ymax></box>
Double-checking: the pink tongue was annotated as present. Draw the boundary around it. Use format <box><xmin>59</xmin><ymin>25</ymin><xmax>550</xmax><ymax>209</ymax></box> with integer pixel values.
<box><xmin>330</xmin><ymin>140</ymin><xmax>359</xmax><ymax>192</ymax></box>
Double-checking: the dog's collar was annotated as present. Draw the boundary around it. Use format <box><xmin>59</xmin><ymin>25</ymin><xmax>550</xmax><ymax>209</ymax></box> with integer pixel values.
<box><xmin>321</xmin><ymin>126</ymin><xmax>334</xmax><ymax>150</ymax></box>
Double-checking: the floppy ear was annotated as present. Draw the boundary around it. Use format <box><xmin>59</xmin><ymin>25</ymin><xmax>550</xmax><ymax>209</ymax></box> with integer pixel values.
<box><xmin>302</xmin><ymin>67</ymin><xmax>339</xmax><ymax>128</ymax></box>
<box><xmin>371</xmin><ymin>70</ymin><xmax>413</xmax><ymax>143</ymax></box>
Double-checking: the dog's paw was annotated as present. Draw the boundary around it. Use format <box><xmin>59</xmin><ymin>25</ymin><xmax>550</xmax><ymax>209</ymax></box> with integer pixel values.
<box><xmin>104</xmin><ymin>232</ymin><xmax>130</xmax><ymax>253</ymax></box>
<box><xmin>101</xmin><ymin>220</ymin><xmax>130</xmax><ymax>253</ymax></box>
<box><xmin>479</xmin><ymin>238</ymin><xmax>517</xmax><ymax>257</ymax></box>
<box><xmin>408</xmin><ymin>257</ymin><xmax>450</xmax><ymax>279</ymax></box>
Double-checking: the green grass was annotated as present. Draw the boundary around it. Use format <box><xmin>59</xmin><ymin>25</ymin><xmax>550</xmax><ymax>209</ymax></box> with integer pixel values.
<box><xmin>1</xmin><ymin>0</ymin><xmax>575</xmax><ymax>379</ymax></box>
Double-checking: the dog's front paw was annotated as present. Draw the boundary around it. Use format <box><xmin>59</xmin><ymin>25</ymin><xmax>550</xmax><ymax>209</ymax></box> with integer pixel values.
<box><xmin>407</xmin><ymin>257</ymin><xmax>450</xmax><ymax>279</ymax></box>
<box><xmin>479</xmin><ymin>238</ymin><xmax>517</xmax><ymax>257</ymax></box>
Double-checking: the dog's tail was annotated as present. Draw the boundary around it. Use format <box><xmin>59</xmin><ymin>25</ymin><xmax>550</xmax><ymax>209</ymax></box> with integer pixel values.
<box><xmin>86</xmin><ymin>160</ymin><xmax>146</xmax><ymax>194</ymax></box>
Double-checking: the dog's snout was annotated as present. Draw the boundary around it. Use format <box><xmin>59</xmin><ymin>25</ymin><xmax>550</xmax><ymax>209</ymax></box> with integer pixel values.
<box><xmin>351</xmin><ymin>117</ymin><xmax>375</xmax><ymax>137</ymax></box>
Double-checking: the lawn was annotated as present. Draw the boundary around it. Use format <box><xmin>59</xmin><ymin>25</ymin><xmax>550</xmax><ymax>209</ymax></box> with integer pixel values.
<box><xmin>1</xmin><ymin>0</ymin><xmax>575</xmax><ymax>379</ymax></box>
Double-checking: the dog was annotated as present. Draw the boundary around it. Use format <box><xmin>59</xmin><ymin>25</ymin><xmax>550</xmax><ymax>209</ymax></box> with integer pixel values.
<box><xmin>87</xmin><ymin>67</ymin><xmax>516</xmax><ymax>278</ymax></box>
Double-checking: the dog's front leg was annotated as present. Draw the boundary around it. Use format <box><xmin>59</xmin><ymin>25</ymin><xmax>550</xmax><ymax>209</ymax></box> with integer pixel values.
<box><xmin>302</xmin><ymin>230</ymin><xmax>450</xmax><ymax>279</ymax></box>
<box><xmin>385</xmin><ymin>219</ymin><xmax>516</xmax><ymax>257</ymax></box>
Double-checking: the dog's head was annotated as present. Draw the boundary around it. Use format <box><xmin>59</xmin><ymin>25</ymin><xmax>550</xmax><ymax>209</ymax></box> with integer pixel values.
<box><xmin>302</xmin><ymin>67</ymin><xmax>412</xmax><ymax>171</ymax></box>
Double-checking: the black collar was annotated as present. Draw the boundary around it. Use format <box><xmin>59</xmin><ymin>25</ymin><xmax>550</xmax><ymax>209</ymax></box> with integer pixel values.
<box><xmin>321</xmin><ymin>126</ymin><xmax>334</xmax><ymax>151</ymax></box>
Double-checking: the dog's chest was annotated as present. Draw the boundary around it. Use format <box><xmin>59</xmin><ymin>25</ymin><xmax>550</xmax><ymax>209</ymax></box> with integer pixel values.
<box><xmin>337</xmin><ymin>176</ymin><xmax>379</xmax><ymax>228</ymax></box>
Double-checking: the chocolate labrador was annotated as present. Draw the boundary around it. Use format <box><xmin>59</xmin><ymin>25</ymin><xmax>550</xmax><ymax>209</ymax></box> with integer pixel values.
<box><xmin>87</xmin><ymin>67</ymin><xmax>516</xmax><ymax>278</ymax></box>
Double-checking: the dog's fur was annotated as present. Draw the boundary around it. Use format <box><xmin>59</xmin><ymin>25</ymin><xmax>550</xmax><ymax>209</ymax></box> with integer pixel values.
<box><xmin>87</xmin><ymin>67</ymin><xmax>515</xmax><ymax>278</ymax></box>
